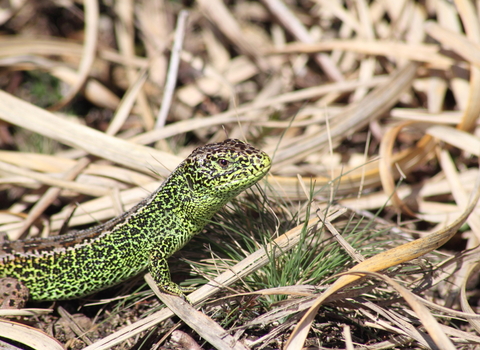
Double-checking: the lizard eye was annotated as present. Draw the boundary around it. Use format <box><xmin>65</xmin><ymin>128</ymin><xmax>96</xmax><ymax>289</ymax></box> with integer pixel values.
<box><xmin>218</xmin><ymin>159</ymin><xmax>229</xmax><ymax>168</ymax></box>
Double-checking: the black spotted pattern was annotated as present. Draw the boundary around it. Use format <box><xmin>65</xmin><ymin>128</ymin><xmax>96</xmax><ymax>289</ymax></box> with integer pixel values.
<box><xmin>0</xmin><ymin>139</ymin><xmax>271</xmax><ymax>300</ymax></box>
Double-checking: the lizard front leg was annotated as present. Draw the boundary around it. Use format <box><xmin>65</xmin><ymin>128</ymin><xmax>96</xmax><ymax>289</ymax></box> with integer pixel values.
<box><xmin>149</xmin><ymin>246</ymin><xmax>195</xmax><ymax>299</ymax></box>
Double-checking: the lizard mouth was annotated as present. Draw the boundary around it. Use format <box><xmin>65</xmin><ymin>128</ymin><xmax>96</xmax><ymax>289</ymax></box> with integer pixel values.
<box><xmin>217</xmin><ymin>160</ymin><xmax>271</xmax><ymax>191</ymax></box>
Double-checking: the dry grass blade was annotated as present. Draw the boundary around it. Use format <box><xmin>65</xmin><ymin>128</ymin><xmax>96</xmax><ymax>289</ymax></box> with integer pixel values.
<box><xmin>363</xmin><ymin>272</ymin><xmax>456</xmax><ymax>350</ymax></box>
<box><xmin>460</xmin><ymin>263</ymin><xmax>480</xmax><ymax>333</ymax></box>
<box><xmin>50</xmin><ymin>65</ymin><xmax>121</xmax><ymax>110</ymax></box>
<box><xmin>0</xmin><ymin>308</ymin><xmax>52</xmax><ymax>317</ymax></box>
<box><xmin>0</xmin><ymin>159</ymin><xmax>107</xmax><ymax>197</ymax></box>
<box><xmin>0</xmin><ymin>319</ymin><xmax>64</xmax><ymax>350</ymax></box>
<box><xmin>453</xmin><ymin>0</ymin><xmax>480</xmax><ymax>132</ymax></box>
<box><xmin>155</xmin><ymin>10</ymin><xmax>189</xmax><ymax>129</ymax></box>
<box><xmin>359</xmin><ymin>299</ymin><xmax>436</xmax><ymax>348</ymax></box>
<box><xmin>438</xmin><ymin>147</ymin><xmax>480</xmax><ymax>334</ymax></box>
<box><xmin>15</xmin><ymin>157</ymin><xmax>90</xmax><ymax>240</ymax></box>
<box><xmin>270</xmin><ymin>40</ymin><xmax>453</xmax><ymax>68</ymax></box>
<box><xmin>106</xmin><ymin>67</ymin><xmax>148</xmax><ymax>136</ymax></box>
<box><xmin>57</xmin><ymin>306</ymin><xmax>93</xmax><ymax>346</ymax></box>
<box><xmin>146</xmin><ymin>274</ymin><xmax>249</xmax><ymax>350</ymax></box>
<box><xmin>427</xmin><ymin>125</ymin><xmax>480</xmax><ymax>156</ymax></box>
<box><xmin>114</xmin><ymin>0</ymin><xmax>154</xmax><ymax>129</ymax></box>
<box><xmin>0</xmin><ymin>91</ymin><xmax>181</xmax><ymax>176</ymax></box>
<box><xmin>425</xmin><ymin>21</ymin><xmax>480</xmax><ymax>68</ymax></box>
<box><xmin>49</xmin><ymin>0</ymin><xmax>98</xmax><ymax>111</ymax></box>
<box><xmin>197</xmin><ymin>0</ymin><xmax>269</xmax><ymax>71</ymax></box>
<box><xmin>439</xmin><ymin>149</ymin><xmax>480</xmax><ymax>235</ymax></box>
<box><xmin>285</xmin><ymin>173</ymin><xmax>480</xmax><ymax>349</ymax></box>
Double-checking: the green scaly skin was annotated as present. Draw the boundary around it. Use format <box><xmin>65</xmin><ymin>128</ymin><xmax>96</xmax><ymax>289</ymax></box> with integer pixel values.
<box><xmin>0</xmin><ymin>139</ymin><xmax>271</xmax><ymax>301</ymax></box>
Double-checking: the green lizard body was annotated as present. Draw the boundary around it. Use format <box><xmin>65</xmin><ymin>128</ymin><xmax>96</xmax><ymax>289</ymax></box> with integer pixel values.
<box><xmin>0</xmin><ymin>139</ymin><xmax>271</xmax><ymax>301</ymax></box>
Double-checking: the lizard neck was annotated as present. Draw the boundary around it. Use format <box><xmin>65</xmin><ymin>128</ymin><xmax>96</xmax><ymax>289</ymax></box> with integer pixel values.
<box><xmin>152</xmin><ymin>167</ymin><xmax>238</xmax><ymax>232</ymax></box>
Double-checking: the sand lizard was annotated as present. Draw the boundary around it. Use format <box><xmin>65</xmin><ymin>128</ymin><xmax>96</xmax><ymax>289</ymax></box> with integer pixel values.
<box><xmin>0</xmin><ymin>139</ymin><xmax>271</xmax><ymax>302</ymax></box>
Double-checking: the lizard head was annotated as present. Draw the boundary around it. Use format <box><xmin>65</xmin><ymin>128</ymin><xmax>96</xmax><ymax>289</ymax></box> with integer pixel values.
<box><xmin>177</xmin><ymin>139</ymin><xmax>271</xmax><ymax>215</ymax></box>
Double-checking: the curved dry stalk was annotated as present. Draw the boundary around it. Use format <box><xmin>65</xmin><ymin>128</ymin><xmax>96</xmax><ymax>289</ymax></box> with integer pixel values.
<box><xmin>379</xmin><ymin>121</ymin><xmax>434</xmax><ymax>216</ymax></box>
<box><xmin>49</xmin><ymin>0</ymin><xmax>98</xmax><ymax>111</ymax></box>
<box><xmin>285</xmin><ymin>173</ymin><xmax>480</xmax><ymax>349</ymax></box>
<box><xmin>0</xmin><ymin>319</ymin><xmax>64</xmax><ymax>350</ymax></box>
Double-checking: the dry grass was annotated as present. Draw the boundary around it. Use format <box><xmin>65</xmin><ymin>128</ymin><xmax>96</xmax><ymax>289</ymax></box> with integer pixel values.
<box><xmin>0</xmin><ymin>0</ymin><xmax>480</xmax><ymax>349</ymax></box>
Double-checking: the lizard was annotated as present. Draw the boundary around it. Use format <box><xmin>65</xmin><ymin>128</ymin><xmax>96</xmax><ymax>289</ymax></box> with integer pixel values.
<box><xmin>0</xmin><ymin>139</ymin><xmax>271</xmax><ymax>302</ymax></box>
